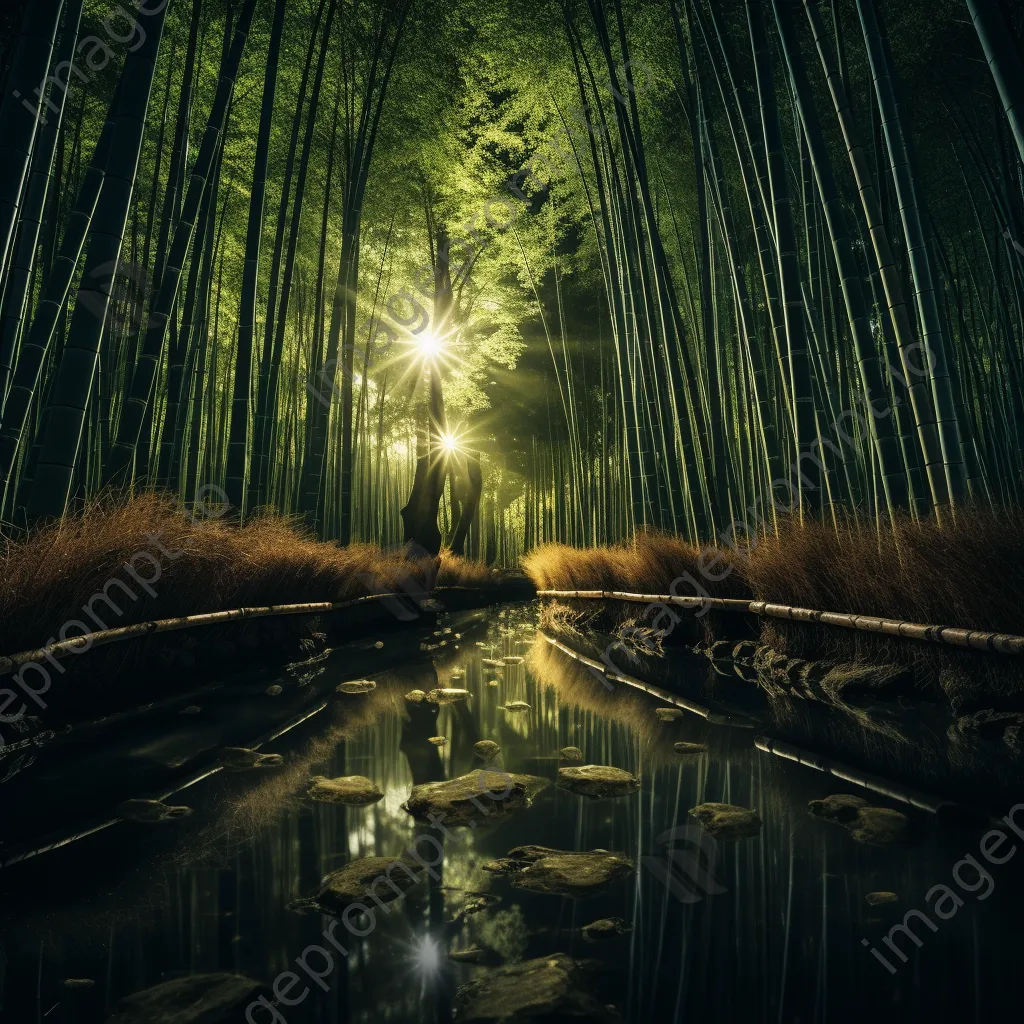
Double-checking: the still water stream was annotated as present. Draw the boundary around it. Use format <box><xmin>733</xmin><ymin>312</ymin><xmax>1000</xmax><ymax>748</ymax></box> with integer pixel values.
<box><xmin>1</xmin><ymin>603</ymin><xmax>1021</xmax><ymax>1021</ymax></box>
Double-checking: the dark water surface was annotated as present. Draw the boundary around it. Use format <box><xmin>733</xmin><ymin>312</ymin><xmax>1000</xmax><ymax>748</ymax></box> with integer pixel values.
<box><xmin>1</xmin><ymin>602</ymin><xmax>1022</xmax><ymax>1022</ymax></box>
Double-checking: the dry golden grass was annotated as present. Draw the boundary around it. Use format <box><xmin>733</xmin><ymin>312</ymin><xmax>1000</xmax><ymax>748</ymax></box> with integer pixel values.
<box><xmin>739</xmin><ymin>507</ymin><xmax>1024</xmax><ymax>635</ymax></box>
<box><xmin>522</xmin><ymin>530</ymin><xmax>752</xmax><ymax>600</ymax></box>
<box><xmin>0</xmin><ymin>493</ymin><xmax>495</xmax><ymax>654</ymax></box>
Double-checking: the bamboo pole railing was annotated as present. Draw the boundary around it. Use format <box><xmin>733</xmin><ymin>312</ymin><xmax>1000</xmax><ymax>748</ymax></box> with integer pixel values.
<box><xmin>540</xmin><ymin>631</ymin><xmax>758</xmax><ymax>728</ymax></box>
<box><xmin>539</xmin><ymin>629</ymin><xmax>979</xmax><ymax>822</ymax></box>
<box><xmin>537</xmin><ymin>589</ymin><xmax>1024</xmax><ymax>656</ymax></box>
<box><xmin>0</xmin><ymin>587</ymin><xmax>482</xmax><ymax>678</ymax></box>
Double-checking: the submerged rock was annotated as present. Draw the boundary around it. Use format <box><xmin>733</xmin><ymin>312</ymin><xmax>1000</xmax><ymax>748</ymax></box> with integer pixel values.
<box><xmin>557</xmin><ymin>765</ymin><xmax>640</xmax><ymax>799</ymax></box>
<box><xmin>336</xmin><ymin>679</ymin><xmax>377</xmax><ymax>695</ymax></box>
<box><xmin>118</xmin><ymin>799</ymin><xmax>193</xmax><ymax>823</ymax></box>
<box><xmin>503</xmin><ymin>656</ymin><xmax>525</xmax><ymax>664</ymax></box>
<box><xmin>672</xmin><ymin>741</ymin><xmax>708</xmax><ymax>755</ymax></box>
<box><xmin>219</xmin><ymin>747</ymin><xmax>283</xmax><ymax>771</ymax></box>
<box><xmin>306</xmin><ymin>775</ymin><xmax>383</xmax><ymax>806</ymax></box>
<box><xmin>265</xmin><ymin>684</ymin><xmax>283</xmax><ymax>696</ymax></box>
<box><xmin>582</xmin><ymin>917</ymin><xmax>631</xmax><ymax>942</ymax></box>
<box><xmin>453</xmin><ymin>953</ymin><xmax>616</xmax><ymax>1023</ymax></box>
<box><xmin>487</xmin><ymin>680</ymin><xmax>500</xmax><ymax>687</ymax></box>
<box><xmin>501</xmin><ymin>701</ymin><xmax>531</xmax><ymax>713</ymax></box>
<box><xmin>179</xmin><ymin>705</ymin><xmax>201</xmax><ymax>716</ymax></box>
<box><xmin>809</xmin><ymin>795</ymin><xmax>908</xmax><ymax>846</ymax></box>
<box><xmin>865</xmin><ymin>891</ymin><xmax>899</xmax><ymax>906</ymax></box>
<box><xmin>474</xmin><ymin>740</ymin><xmax>501</xmax><ymax>761</ymax></box>
<box><xmin>482</xmin><ymin>658</ymin><xmax>504</xmax><ymax>667</ymax></box>
<box><xmin>849</xmin><ymin>807</ymin><xmax>908</xmax><ymax>846</ymax></box>
<box><xmin>293</xmin><ymin>856</ymin><xmax>423</xmax><ymax>916</ymax></box>
<box><xmin>808</xmin><ymin>794</ymin><xmax>869</xmax><ymax>823</ymax></box>
<box><xmin>402</xmin><ymin>770</ymin><xmax>548</xmax><ymax>825</ymax></box>
<box><xmin>429</xmin><ymin>736</ymin><xmax>447</xmax><ymax>747</ymax></box>
<box><xmin>484</xmin><ymin>845</ymin><xmax>634</xmax><ymax>898</ymax></box>
<box><xmin>689</xmin><ymin>802</ymin><xmax>762</xmax><ymax>840</ymax></box>
<box><xmin>62</xmin><ymin>978</ymin><xmax>95</xmax><ymax>990</ymax></box>
<box><xmin>654</xmin><ymin>707</ymin><xmax>684</xmax><ymax>722</ymax></box>
<box><xmin>405</xmin><ymin>689</ymin><xmax>428</xmax><ymax>703</ymax></box>
<box><xmin>105</xmin><ymin>972</ymin><xmax>268</xmax><ymax>1023</ymax></box>
<box><xmin>427</xmin><ymin>688</ymin><xmax>470</xmax><ymax>705</ymax></box>
<box><xmin>558</xmin><ymin>746</ymin><xmax>584</xmax><ymax>761</ymax></box>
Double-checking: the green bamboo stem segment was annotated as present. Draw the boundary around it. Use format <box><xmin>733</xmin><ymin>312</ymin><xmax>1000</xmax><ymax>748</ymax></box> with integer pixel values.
<box><xmin>103</xmin><ymin>0</ymin><xmax>259</xmax><ymax>491</ymax></box>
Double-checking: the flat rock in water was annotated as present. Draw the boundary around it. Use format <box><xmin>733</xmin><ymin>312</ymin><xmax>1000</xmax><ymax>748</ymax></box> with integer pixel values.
<box><xmin>655</xmin><ymin>707</ymin><xmax>684</xmax><ymax>722</ymax></box>
<box><xmin>557</xmin><ymin>765</ymin><xmax>639</xmax><ymax>799</ymax></box>
<box><xmin>808</xmin><ymin>794</ymin><xmax>870</xmax><ymax>823</ymax></box>
<box><xmin>866</xmin><ymin>891</ymin><xmax>899</xmax><ymax>906</ymax></box>
<box><xmin>582</xmin><ymin>917</ymin><xmax>631</xmax><ymax>941</ymax></box>
<box><xmin>62</xmin><ymin>979</ymin><xmax>95</xmax><ymax>990</ymax></box>
<box><xmin>427</xmin><ymin>688</ymin><xmax>470</xmax><ymax>705</ymax></box>
<box><xmin>558</xmin><ymin>746</ymin><xmax>584</xmax><ymax>761</ymax></box>
<box><xmin>673</xmin><ymin>742</ymin><xmax>708</xmax><ymax>755</ymax></box>
<box><xmin>485</xmin><ymin>845</ymin><xmax>634</xmax><ymax>899</ymax></box>
<box><xmin>429</xmin><ymin>736</ymin><xmax>447</xmax><ymax>746</ymax></box>
<box><xmin>336</xmin><ymin>679</ymin><xmax>377</xmax><ymax>695</ymax></box>
<box><xmin>503</xmin><ymin>656</ymin><xmax>525</xmax><ymax>664</ymax></box>
<box><xmin>105</xmin><ymin>972</ymin><xmax>269</xmax><ymax>1023</ymax></box>
<box><xmin>449</xmin><ymin>946</ymin><xmax>505</xmax><ymax>966</ymax></box>
<box><xmin>689</xmin><ymin>802</ymin><xmax>762</xmax><ymax>840</ymax></box>
<box><xmin>474</xmin><ymin>740</ymin><xmax>501</xmax><ymax>760</ymax></box>
<box><xmin>501</xmin><ymin>701</ymin><xmax>531</xmax><ymax>713</ymax></box>
<box><xmin>482</xmin><ymin>658</ymin><xmax>504</xmax><ymax>667</ymax></box>
<box><xmin>119</xmin><ymin>799</ymin><xmax>192</xmax><ymax>823</ymax></box>
<box><xmin>219</xmin><ymin>747</ymin><xmax>283</xmax><ymax>770</ymax></box>
<box><xmin>849</xmin><ymin>807</ymin><xmax>908</xmax><ymax>846</ymax></box>
<box><xmin>453</xmin><ymin>954</ymin><xmax>616</xmax><ymax>1023</ymax></box>
<box><xmin>297</xmin><ymin>856</ymin><xmax>423</xmax><ymax>916</ymax></box>
<box><xmin>403</xmin><ymin>770</ymin><xmax>548</xmax><ymax>826</ymax></box>
<box><xmin>404</xmin><ymin>689</ymin><xmax>428</xmax><ymax>703</ymax></box>
<box><xmin>306</xmin><ymin>775</ymin><xmax>383</xmax><ymax>806</ymax></box>
<box><xmin>265</xmin><ymin>684</ymin><xmax>283</xmax><ymax>696</ymax></box>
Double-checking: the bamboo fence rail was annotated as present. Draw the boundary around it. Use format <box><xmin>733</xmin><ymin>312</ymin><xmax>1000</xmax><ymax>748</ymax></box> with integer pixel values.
<box><xmin>537</xmin><ymin>589</ymin><xmax>1024</xmax><ymax>656</ymax></box>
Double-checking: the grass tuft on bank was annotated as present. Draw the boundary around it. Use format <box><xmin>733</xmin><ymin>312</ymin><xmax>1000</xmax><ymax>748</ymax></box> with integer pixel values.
<box><xmin>0</xmin><ymin>493</ymin><xmax>494</xmax><ymax>655</ymax></box>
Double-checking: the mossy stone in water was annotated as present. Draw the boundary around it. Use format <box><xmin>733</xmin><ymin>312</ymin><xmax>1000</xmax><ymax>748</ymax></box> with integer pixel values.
<box><xmin>429</xmin><ymin>736</ymin><xmax>447</xmax><ymax>747</ymax></box>
<box><xmin>865</xmin><ymin>892</ymin><xmax>899</xmax><ymax>906</ymax></box>
<box><xmin>655</xmin><ymin>707</ymin><xmax>684</xmax><ymax>722</ymax></box>
<box><xmin>557</xmin><ymin>765</ymin><xmax>639</xmax><ymax>799</ymax></box>
<box><xmin>485</xmin><ymin>845</ymin><xmax>634</xmax><ymax>899</ymax></box>
<box><xmin>808</xmin><ymin>794</ymin><xmax>869</xmax><ymax>823</ymax></box>
<box><xmin>673</xmin><ymin>741</ymin><xmax>708</xmax><ymax>755</ymax></box>
<box><xmin>404</xmin><ymin>689</ymin><xmax>427</xmax><ymax>703</ymax></box>
<box><xmin>105</xmin><ymin>972</ymin><xmax>269</xmax><ymax>1023</ymax></box>
<box><xmin>474</xmin><ymin>740</ymin><xmax>501</xmax><ymax>760</ymax></box>
<box><xmin>336</xmin><ymin>679</ymin><xmax>377</xmax><ymax>695</ymax></box>
<box><xmin>582</xmin><ymin>917</ymin><xmax>631</xmax><ymax>941</ymax></box>
<box><xmin>558</xmin><ymin>746</ymin><xmax>584</xmax><ymax>761</ymax></box>
<box><xmin>402</xmin><ymin>770</ymin><xmax>548</xmax><ymax>826</ymax></box>
<box><xmin>849</xmin><ymin>807</ymin><xmax>908</xmax><ymax>846</ymax></box>
<box><xmin>689</xmin><ymin>802</ymin><xmax>762</xmax><ymax>840</ymax></box>
<box><xmin>453</xmin><ymin>954</ymin><xmax>617</xmax><ymax>1023</ymax></box>
<box><xmin>295</xmin><ymin>856</ymin><xmax>423</xmax><ymax>916</ymax></box>
<box><xmin>306</xmin><ymin>775</ymin><xmax>383</xmax><ymax>806</ymax></box>
<box><xmin>427</xmin><ymin>688</ymin><xmax>470</xmax><ymax>704</ymax></box>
